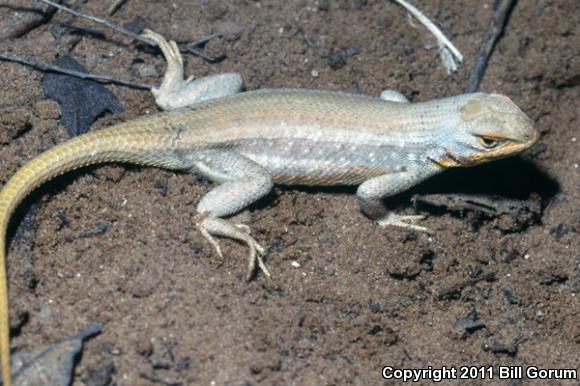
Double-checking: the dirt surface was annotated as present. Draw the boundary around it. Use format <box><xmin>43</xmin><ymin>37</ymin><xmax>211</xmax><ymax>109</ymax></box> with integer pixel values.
<box><xmin>0</xmin><ymin>1</ymin><xmax>578</xmax><ymax>385</ymax></box>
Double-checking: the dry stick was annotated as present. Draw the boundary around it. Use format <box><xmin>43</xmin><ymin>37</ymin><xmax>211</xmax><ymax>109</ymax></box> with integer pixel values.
<box><xmin>392</xmin><ymin>0</ymin><xmax>464</xmax><ymax>74</ymax></box>
<box><xmin>36</xmin><ymin>0</ymin><xmax>218</xmax><ymax>62</ymax></box>
<box><xmin>183</xmin><ymin>32</ymin><xmax>224</xmax><ymax>56</ymax></box>
<box><xmin>0</xmin><ymin>1</ymin><xmax>60</xmax><ymax>40</ymax></box>
<box><xmin>0</xmin><ymin>52</ymin><xmax>153</xmax><ymax>89</ymax></box>
<box><xmin>464</xmin><ymin>0</ymin><xmax>516</xmax><ymax>93</ymax></box>
<box><xmin>108</xmin><ymin>0</ymin><xmax>128</xmax><ymax>15</ymax></box>
<box><xmin>1</xmin><ymin>2</ymin><xmax>223</xmax><ymax>90</ymax></box>
<box><xmin>436</xmin><ymin>272</ymin><xmax>497</xmax><ymax>300</ymax></box>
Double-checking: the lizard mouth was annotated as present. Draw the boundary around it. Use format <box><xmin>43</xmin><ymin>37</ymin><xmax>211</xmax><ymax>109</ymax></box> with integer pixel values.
<box><xmin>464</xmin><ymin>129</ymin><xmax>541</xmax><ymax>166</ymax></box>
<box><xmin>428</xmin><ymin>129</ymin><xmax>540</xmax><ymax>168</ymax></box>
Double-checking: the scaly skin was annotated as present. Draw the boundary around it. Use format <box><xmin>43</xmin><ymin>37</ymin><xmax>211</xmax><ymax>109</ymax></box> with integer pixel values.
<box><xmin>0</xmin><ymin>89</ymin><xmax>538</xmax><ymax>385</ymax></box>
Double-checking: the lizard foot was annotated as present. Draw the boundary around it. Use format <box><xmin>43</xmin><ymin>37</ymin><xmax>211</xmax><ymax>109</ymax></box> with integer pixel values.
<box><xmin>376</xmin><ymin>213</ymin><xmax>432</xmax><ymax>234</ymax></box>
<box><xmin>141</xmin><ymin>29</ymin><xmax>243</xmax><ymax>110</ymax></box>
<box><xmin>199</xmin><ymin>218</ymin><xmax>270</xmax><ymax>280</ymax></box>
<box><xmin>141</xmin><ymin>29</ymin><xmax>187</xmax><ymax>109</ymax></box>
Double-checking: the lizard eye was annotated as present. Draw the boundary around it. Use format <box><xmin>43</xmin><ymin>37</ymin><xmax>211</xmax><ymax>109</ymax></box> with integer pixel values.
<box><xmin>479</xmin><ymin>137</ymin><xmax>502</xmax><ymax>149</ymax></box>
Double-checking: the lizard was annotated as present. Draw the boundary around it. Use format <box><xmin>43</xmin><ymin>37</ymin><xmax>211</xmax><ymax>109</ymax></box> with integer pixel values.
<box><xmin>0</xmin><ymin>30</ymin><xmax>539</xmax><ymax>385</ymax></box>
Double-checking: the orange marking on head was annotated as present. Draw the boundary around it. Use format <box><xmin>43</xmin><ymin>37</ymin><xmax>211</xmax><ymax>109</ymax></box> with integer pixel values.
<box><xmin>438</xmin><ymin>159</ymin><xmax>460</xmax><ymax>167</ymax></box>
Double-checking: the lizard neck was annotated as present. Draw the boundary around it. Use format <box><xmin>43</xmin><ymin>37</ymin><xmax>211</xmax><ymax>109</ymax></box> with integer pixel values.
<box><xmin>376</xmin><ymin>95</ymin><xmax>473</xmax><ymax>169</ymax></box>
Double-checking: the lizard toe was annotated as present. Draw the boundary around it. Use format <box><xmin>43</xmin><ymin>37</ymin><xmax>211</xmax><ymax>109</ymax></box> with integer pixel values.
<box><xmin>244</xmin><ymin>237</ymin><xmax>270</xmax><ymax>280</ymax></box>
<box><xmin>199</xmin><ymin>218</ymin><xmax>270</xmax><ymax>280</ymax></box>
<box><xmin>377</xmin><ymin>213</ymin><xmax>432</xmax><ymax>234</ymax></box>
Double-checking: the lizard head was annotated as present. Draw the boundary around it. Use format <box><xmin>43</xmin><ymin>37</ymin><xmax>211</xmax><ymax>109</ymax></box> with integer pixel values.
<box><xmin>433</xmin><ymin>93</ymin><xmax>540</xmax><ymax>168</ymax></box>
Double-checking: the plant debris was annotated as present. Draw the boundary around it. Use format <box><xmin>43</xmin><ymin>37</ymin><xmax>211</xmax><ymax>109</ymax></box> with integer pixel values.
<box><xmin>42</xmin><ymin>55</ymin><xmax>123</xmax><ymax>137</ymax></box>
<box><xmin>413</xmin><ymin>193</ymin><xmax>542</xmax><ymax>232</ymax></box>
<box><xmin>12</xmin><ymin>323</ymin><xmax>102</xmax><ymax>386</ymax></box>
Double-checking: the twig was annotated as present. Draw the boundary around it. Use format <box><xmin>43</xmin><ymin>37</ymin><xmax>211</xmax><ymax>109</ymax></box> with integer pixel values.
<box><xmin>0</xmin><ymin>52</ymin><xmax>152</xmax><ymax>89</ymax></box>
<box><xmin>36</xmin><ymin>0</ymin><xmax>219</xmax><ymax>62</ymax></box>
<box><xmin>413</xmin><ymin>193</ymin><xmax>542</xmax><ymax>219</ymax></box>
<box><xmin>38</xmin><ymin>0</ymin><xmax>148</xmax><ymax>43</ymax></box>
<box><xmin>436</xmin><ymin>272</ymin><xmax>497</xmax><ymax>300</ymax></box>
<box><xmin>185</xmin><ymin>32</ymin><xmax>223</xmax><ymax>49</ymax></box>
<box><xmin>392</xmin><ymin>0</ymin><xmax>464</xmax><ymax>74</ymax></box>
<box><xmin>0</xmin><ymin>1</ymin><xmax>59</xmax><ymax>40</ymax></box>
<box><xmin>464</xmin><ymin>0</ymin><xmax>516</xmax><ymax>93</ymax></box>
<box><xmin>108</xmin><ymin>0</ymin><xmax>128</xmax><ymax>15</ymax></box>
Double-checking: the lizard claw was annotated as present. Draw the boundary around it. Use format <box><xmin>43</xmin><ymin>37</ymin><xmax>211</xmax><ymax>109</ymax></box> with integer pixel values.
<box><xmin>377</xmin><ymin>213</ymin><xmax>432</xmax><ymax>234</ymax></box>
<box><xmin>199</xmin><ymin>218</ymin><xmax>270</xmax><ymax>280</ymax></box>
<box><xmin>245</xmin><ymin>239</ymin><xmax>270</xmax><ymax>281</ymax></box>
<box><xmin>199</xmin><ymin>225</ymin><xmax>225</xmax><ymax>266</ymax></box>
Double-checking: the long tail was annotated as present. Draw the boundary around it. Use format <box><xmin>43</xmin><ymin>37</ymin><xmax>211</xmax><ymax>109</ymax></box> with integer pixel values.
<box><xmin>0</xmin><ymin>126</ymin><xmax>180</xmax><ymax>386</ymax></box>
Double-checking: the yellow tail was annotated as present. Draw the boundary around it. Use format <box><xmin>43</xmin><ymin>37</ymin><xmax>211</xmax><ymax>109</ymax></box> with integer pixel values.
<box><xmin>0</xmin><ymin>126</ymin><xmax>180</xmax><ymax>385</ymax></box>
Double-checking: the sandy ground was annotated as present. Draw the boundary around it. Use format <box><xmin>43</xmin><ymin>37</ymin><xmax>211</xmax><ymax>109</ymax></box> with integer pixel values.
<box><xmin>0</xmin><ymin>1</ymin><xmax>578</xmax><ymax>385</ymax></box>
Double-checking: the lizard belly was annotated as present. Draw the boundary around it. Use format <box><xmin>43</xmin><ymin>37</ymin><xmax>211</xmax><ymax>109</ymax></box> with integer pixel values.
<box><xmin>237</xmin><ymin>138</ymin><xmax>404</xmax><ymax>186</ymax></box>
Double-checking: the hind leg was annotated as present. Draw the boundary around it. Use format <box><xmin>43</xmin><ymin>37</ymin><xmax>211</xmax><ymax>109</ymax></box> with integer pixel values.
<box><xmin>191</xmin><ymin>151</ymin><xmax>274</xmax><ymax>279</ymax></box>
<box><xmin>142</xmin><ymin>29</ymin><xmax>243</xmax><ymax>111</ymax></box>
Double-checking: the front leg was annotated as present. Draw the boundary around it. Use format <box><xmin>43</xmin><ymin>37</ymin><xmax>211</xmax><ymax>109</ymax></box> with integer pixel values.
<box><xmin>142</xmin><ymin>29</ymin><xmax>243</xmax><ymax>111</ymax></box>
<box><xmin>357</xmin><ymin>169</ymin><xmax>433</xmax><ymax>233</ymax></box>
